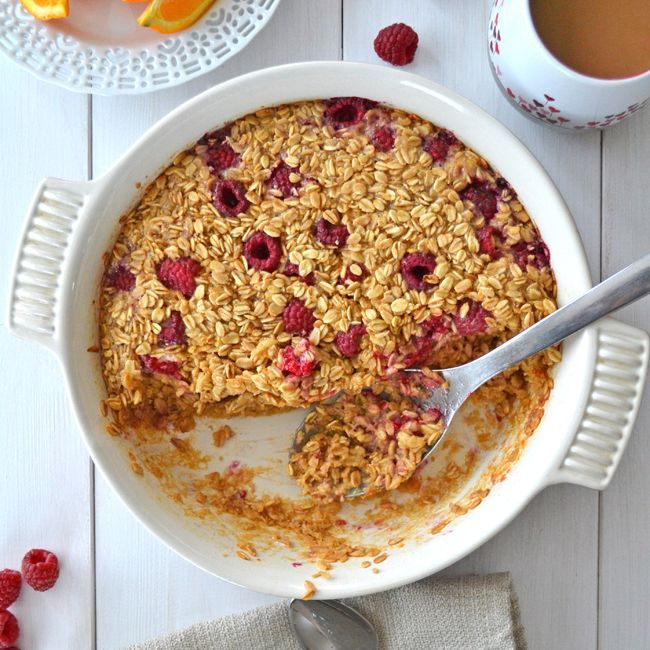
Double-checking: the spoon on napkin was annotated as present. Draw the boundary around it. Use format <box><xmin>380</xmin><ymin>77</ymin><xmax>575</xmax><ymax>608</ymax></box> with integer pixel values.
<box><xmin>293</xmin><ymin>252</ymin><xmax>650</xmax><ymax>498</ymax></box>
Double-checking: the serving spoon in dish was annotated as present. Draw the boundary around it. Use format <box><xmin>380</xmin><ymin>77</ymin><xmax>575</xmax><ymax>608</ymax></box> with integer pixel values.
<box><xmin>293</xmin><ymin>252</ymin><xmax>650</xmax><ymax>498</ymax></box>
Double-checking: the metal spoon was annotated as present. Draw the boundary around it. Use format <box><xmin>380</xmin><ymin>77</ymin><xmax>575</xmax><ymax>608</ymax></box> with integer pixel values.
<box><xmin>293</xmin><ymin>252</ymin><xmax>650</xmax><ymax>498</ymax></box>
<box><xmin>288</xmin><ymin>598</ymin><xmax>378</xmax><ymax>650</ymax></box>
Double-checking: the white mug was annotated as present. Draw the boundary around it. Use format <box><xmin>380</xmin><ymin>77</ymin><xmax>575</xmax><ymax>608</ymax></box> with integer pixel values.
<box><xmin>488</xmin><ymin>0</ymin><xmax>650</xmax><ymax>129</ymax></box>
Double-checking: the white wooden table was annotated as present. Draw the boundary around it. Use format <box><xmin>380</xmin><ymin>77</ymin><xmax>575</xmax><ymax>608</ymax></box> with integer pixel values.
<box><xmin>1</xmin><ymin>1</ymin><xmax>649</xmax><ymax>648</ymax></box>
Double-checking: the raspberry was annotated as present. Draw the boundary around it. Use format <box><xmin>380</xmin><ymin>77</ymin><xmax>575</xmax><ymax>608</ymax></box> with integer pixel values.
<box><xmin>314</xmin><ymin>218</ymin><xmax>349</xmax><ymax>248</ymax></box>
<box><xmin>460</xmin><ymin>180</ymin><xmax>499</xmax><ymax>221</ymax></box>
<box><xmin>401</xmin><ymin>317</ymin><xmax>448</xmax><ymax>367</ymax></box>
<box><xmin>334</xmin><ymin>324</ymin><xmax>367</xmax><ymax>357</ymax></box>
<box><xmin>140</xmin><ymin>355</ymin><xmax>184</xmax><ymax>381</ymax></box>
<box><xmin>104</xmin><ymin>263</ymin><xmax>135</xmax><ymax>291</ymax></box>
<box><xmin>158</xmin><ymin>310</ymin><xmax>186</xmax><ymax>347</ymax></box>
<box><xmin>157</xmin><ymin>257</ymin><xmax>201</xmax><ymax>298</ymax></box>
<box><xmin>373</xmin><ymin>23</ymin><xmax>419</xmax><ymax>66</ymax></box>
<box><xmin>243</xmin><ymin>232</ymin><xmax>282</xmax><ymax>272</ymax></box>
<box><xmin>324</xmin><ymin>97</ymin><xmax>376</xmax><ymax>130</ymax></box>
<box><xmin>511</xmin><ymin>240</ymin><xmax>550</xmax><ymax>271</ymax></box>
<box><xmin>213</xmin><ymin>179</ymin><xmax>249</xmax><ymax>217</ymax></box>
<box><xmin>283</xmin><ymin>262</ymin><xmax>315</xmax><ymax>285</ymax></box>
<box><xmin>453</xmin><ymin>300</ymin><xmax>491</xmax><ymax>336</ymax></box>
<box><xmin>0</xmin><ymin>571</ymin><xmax>21</xmax><ymax>610</ymax></box>
<box><xmin>205</xmin><ymin>142</ymin><xmax>239</xmax><ymax>173</ymax></box>
<box><xmin>282</xmin><ymin>299</ymin><xmax>315</xmax><ymax>336</ymax></box>
<box><xmin>341</xmin><ymin>263</ymin><xmax>369</xmax><ymax>283</ymax></box>
<box><xmin>496</xmin><ymin>176</ymin><xmax>517</xmax><ymax>198</ymax></box>
<box><xmin>279</xmin><ymin>339</ymin><xmax>318</xmax><ymax>377</ymax></box>
<box><xmin>267</xmin><ymin>162</ymin><xmax>301</xmax><ymax>198</ymax></box>
<box><xmin>21</xmin><ymin>549</ymin><xmax>59</xmax><ymax>592</ymax></box>
<box><xmin>476</xmin><ymin>224</ymin><xmax>503</xmax><ymax>259</ymax></box>
<box><xmin>421</xmin><ymin>314</ymin><xmax>449</xmax><ymax>337</ymax></box>
<box><xmin>424</xmin><ymin>129</ymin><xmax>458</xmax><ymax>163</ymax></box>
<box><xmin>370</xmin><ymin>127</ymin><xmax>395</xmax><ymax>152</ymax></box>
<box><xmin>400</xmin><ymin>252</ymin><xmax>436</xmax><ymax>290</ymax></box>
<box><xmin>0</xmin><ymin>611</ymin><xmax>19</xmax><ymax>648</ymax></box>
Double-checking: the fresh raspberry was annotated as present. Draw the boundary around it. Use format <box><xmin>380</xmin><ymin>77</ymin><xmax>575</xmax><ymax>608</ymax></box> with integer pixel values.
<box><xmin>400</xmin><ymin>252</ymin><xmax>436</xmax><ymax>290</ymax></box>
<box><xmin>213</xmin><ymin>179</ymin><xmax>249</xmax><ymax>217</ymax></box>
<box><xmin>104</xmin><ymin>263</ymin><xmax>135</xmax><ymax>291</ymax></box>
<box><xmin>460</xmin><ymin>180</ymin><xmax>499</xmax><ymax>221</ymax></box>
<box><xmin>476</xmin><ymin>224</ymin><xmax>503</xmax><ymax>259</ymax></box>
<box><xmin>0</xmin><ymin>570</ymin><xmax>21</xmax><ymax>610</ymax></box>
<box><xmin>283</xmin><ymin>262</ymin><xmax>315</xmax><ymax>285</ymax></box>
<box><xmin>140</xmin><ymin>355</ymin><xmax>184</xmax><ymax>381</ymax></box>
<box><xmin>21</xmin><ymin>549</ymin><xmax>59</xmax><ymax>592</ymax></box>
<box><xmin>341</xmin><ymin>263</ymin><xmax>369</xmax><ymax>283</ymax></box>
<box><xmin>511</xmin><ymin>240</ymin><xmax>550</xmax><ymax>271</ymax></box>
<box><xmin>373</xmin><ymin>23</ymin><xmax>419</xmax><ymax>66</ymax></box>
<box><xmin>279</xmin><ymin>339</ymin><xmax>318</xmax><ymax>377</ymax></box>
<box><xmin>0</xmin><ymin>611</ymin><xmax>19</xmax><ymax>648</ymax></box>
<box><xmin>314</xmin><ymin>218</ymin><xmax>349</xmax><ymax>248</ymax></box>
<box><xmin>424</xmin><ymin>129</ymin><xmax>458</xmax><ymax>163</ymax></box>
<box><xmin>157</xmin><ymin>257</ymin><xmax>201</xmax><ymax>298</ymax></box>
<box><xmin>453</xmin><ymin>300</ymin><xmax>491</xmax><ymax>336</ymax></box>
<box><xmin>243</xmin><ymin>232</ymin><xmax>282</xmax><ymax>272</ymax></box>
<box><xmin>267</xmin><ymin>162</ymin><xmax>301</xmax><ymax>198</ymax></box>
<box><xmin>282</xmin><ymin>299</ymin><xmax>315</xmax><ymax>336</ymax></box>
<box><xmin>158</xmin><ymin>310</ymin><xmax>186</xmax><ymax>347</ymax></box>
<box><xmin>370</xmin><ymin>127</ymin><xmax>395</xmax><ymax>152</ymax></box>
<box><xmin>323</xmin><ymin>97</ymin><xmax>376</xmax><ymax>130</ymax></box>
<box><xmin>205</xmin><ymin>142</ymin><xmax>239</xmax><ymax>173</ymax></box>
<box><xmin>334</xmin><ymin>324</ymin><xmax>367</xmax><ymax>357</ymax></box>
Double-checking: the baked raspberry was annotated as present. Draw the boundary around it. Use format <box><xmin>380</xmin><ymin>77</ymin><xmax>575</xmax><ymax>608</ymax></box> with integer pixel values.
<box><xmin>401</xmin><ymin>317</ymin><xmax>448</xmax><ymax>367</ymax></box>
<box><xmin>157</xmin><ymin>257</ymin><xmax>201</xmax><ymax>298</ymax></box>
<box><xmin>334</xmin><ymin>324</ymin><xmax>367</xmax><ymax>357</ymax></box>
<box><xmin>21</xmin><ymin>549</ymin><xmax>59</xmax><ymax>592</ymax></box>
<box><xmin>213</xmin><ymin>179</ymin><xmax>249</xmax><ymax>217</ymax></box>
<box><xmin>453</xmin><ymin>300</ymin><xmax>491</xmax><ymax>335</ymax></box>
<box><xmin>511</xmin><ymin>240</ymin><xmax>550</xmax><ymax>270</ymax></box>
<box><xmin>400</xmin><ymin>252</ymin><xmax>436</xmax><ymax>290</ymax></box>
<box><xmin>0</xmin><ymin>570</ymin><xmax>21</xmax><ymax>610</ymax></box>
<box><xmin>243</xmin><ymin>232</ymin><xmax>282</xmax><ymax>272</ymax></box>
<box><xmin>424</xmin><ymin>129</ymin><xmax>458</xmax><ymax>163</ymax></box>
<box><xmin>476</xmin><ymin>224</ymin><xmax>503</xmax><ymax>259</ymax></box>
<box><xmin>205</xmin><ymin>142</ymin><xmax>239</xmax><ymax>173</ymax></box>
<box><xmin>279</xmin><ymin>339</ymin><xmax>317</xmax><ymax>377</ymax></box>
<box><xmin>314</xmin><ymin>218</ymin><xmax>349</xmax><ymax>248</ymax></box>
<box><xmin>370</xmin><ymin>127</ymin><xmax>395</xmax><ymax>152</ymax></box>
<box><xmin>140</xmin><ymin>355</ymin><xmax>184</xmax><ymax>381</ymax></box>
<box><xmin>283</xmin><ymin>262</ymin><xmax>315</xmax><ymax>285</ymax></box>
<box><xmin>421</xmin><ymin>314</ymin><xmax>450</xmax><ymax>337</ymax></box>
<box><xmin>282</xmin><ymin>299</ymin><xmax>315</xmax><ymax>336</ymax></box>
<box><xmin>158</xmin><ymin>310</ymin><xmax>186</xmax><ymax>347</ymax></box>
<box><xmin>324</xmin><ymin>97</ymin><xmax>375</xmax><ymax>129</ymax></box>
<box><xmin>104</xmin><ymin>263</ymin><xmax>135</xmax><ymax>291</ymax></box>
<box><xmin>341</xmin><ymin>263</ymin><xmax>369</xmax><ymax>283</ymax></box>
<box><xmin>373</xmin><ymin>23</ymin><xmax>419</xmax><ymax>66</ymax></box>
<box><xmin>267</xmin><ymin>162</ymin><xmax>301</xmax><ymax>198</ymax></box>
<box><xmin>0</xmin><ymin>611</ymin><xmax>19</xmax><ymax>648</ymax></box>
<box><xmin>460</xmin><ymin>180</ymin><xmax>499</xmax><ymax>221</ymax></box>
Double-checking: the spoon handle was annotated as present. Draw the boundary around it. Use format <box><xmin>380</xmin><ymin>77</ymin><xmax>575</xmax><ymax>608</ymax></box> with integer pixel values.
<box><xmin>460</xmin><ymin>252</ymin><xmax>650</xmax><ymax>394</ymax></box>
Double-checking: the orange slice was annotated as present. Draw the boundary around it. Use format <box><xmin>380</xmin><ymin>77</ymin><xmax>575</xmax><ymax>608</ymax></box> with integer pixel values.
<box><xmin>138</xmin><ymin>0</ymin><xmax>216</xmax><ymax>33</ymax></box>
<box><xmin>19</xmin><ymin>0</ymin><xmax>68</xmax><ymax>20</ymax></box>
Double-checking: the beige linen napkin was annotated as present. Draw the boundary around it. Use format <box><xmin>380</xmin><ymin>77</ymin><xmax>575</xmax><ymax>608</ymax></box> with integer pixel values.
<box><xmin>125</xmin><ymin>573</ymin><xmax>526</xmax><ymax>650</ymax></box>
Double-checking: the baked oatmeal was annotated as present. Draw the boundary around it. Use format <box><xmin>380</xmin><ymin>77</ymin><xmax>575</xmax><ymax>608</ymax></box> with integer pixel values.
<box><xmin>99</xmin><ymin>97</ymin><xmax>558</xmax><ymax>523</ymax></box>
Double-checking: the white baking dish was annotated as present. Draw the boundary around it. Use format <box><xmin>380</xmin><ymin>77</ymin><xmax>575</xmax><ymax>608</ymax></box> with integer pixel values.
<box><xmin>8</xmin><ymin>62</ymin><xmax>649</xmax><ymax>599</ymax></box>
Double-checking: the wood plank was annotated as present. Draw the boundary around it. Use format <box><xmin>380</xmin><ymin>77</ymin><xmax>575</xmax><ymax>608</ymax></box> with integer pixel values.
<box><xmin>599</xmin><ymin>108</ymin><xmax>650</xmax><ymax>650</ymax></box>
<box><xmin>0</xmin><ymin>63</ymin><xmax>94</xmax><ymax>649</ymax></box>
<box><xmin>92</xmin><ymin>1</ymin><xmax>343</xmax><ymax>647</ymax></box>
<box><xmin>341</xmin><ymin>2</ymin><xmax>601</xmax><ymax>649</ymax></box>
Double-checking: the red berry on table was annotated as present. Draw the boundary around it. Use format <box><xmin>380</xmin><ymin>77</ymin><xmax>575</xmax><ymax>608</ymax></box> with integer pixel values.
<box><xmin>0</xmin><ymin>611</ymin><xmax>19</xmax><ymax>648</ymax></box>
<box><xmin>0</xmin><ymin>570</ymin><xmax>21</xmax><ymax>610</ymax></box>
<box><xmin>374</xmin><ymin>23</ymin><xmax>419</xmax><ymax>66</ymax></box>
<box><xmin>22</xmin><ymin>549</ymin><xmax>59</xmax><ymax>592</ymax></box>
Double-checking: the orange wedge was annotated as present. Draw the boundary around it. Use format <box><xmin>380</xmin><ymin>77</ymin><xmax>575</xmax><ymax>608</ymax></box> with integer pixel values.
<box><xmin>19</xmin><ymin>0</ymin><xmax>68</xmax><ymax>20</ymax></box>
<box><xmin>138</xmin><ymin>0</ymin><xmax>215</xmax><ymax>33</ymax></box>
